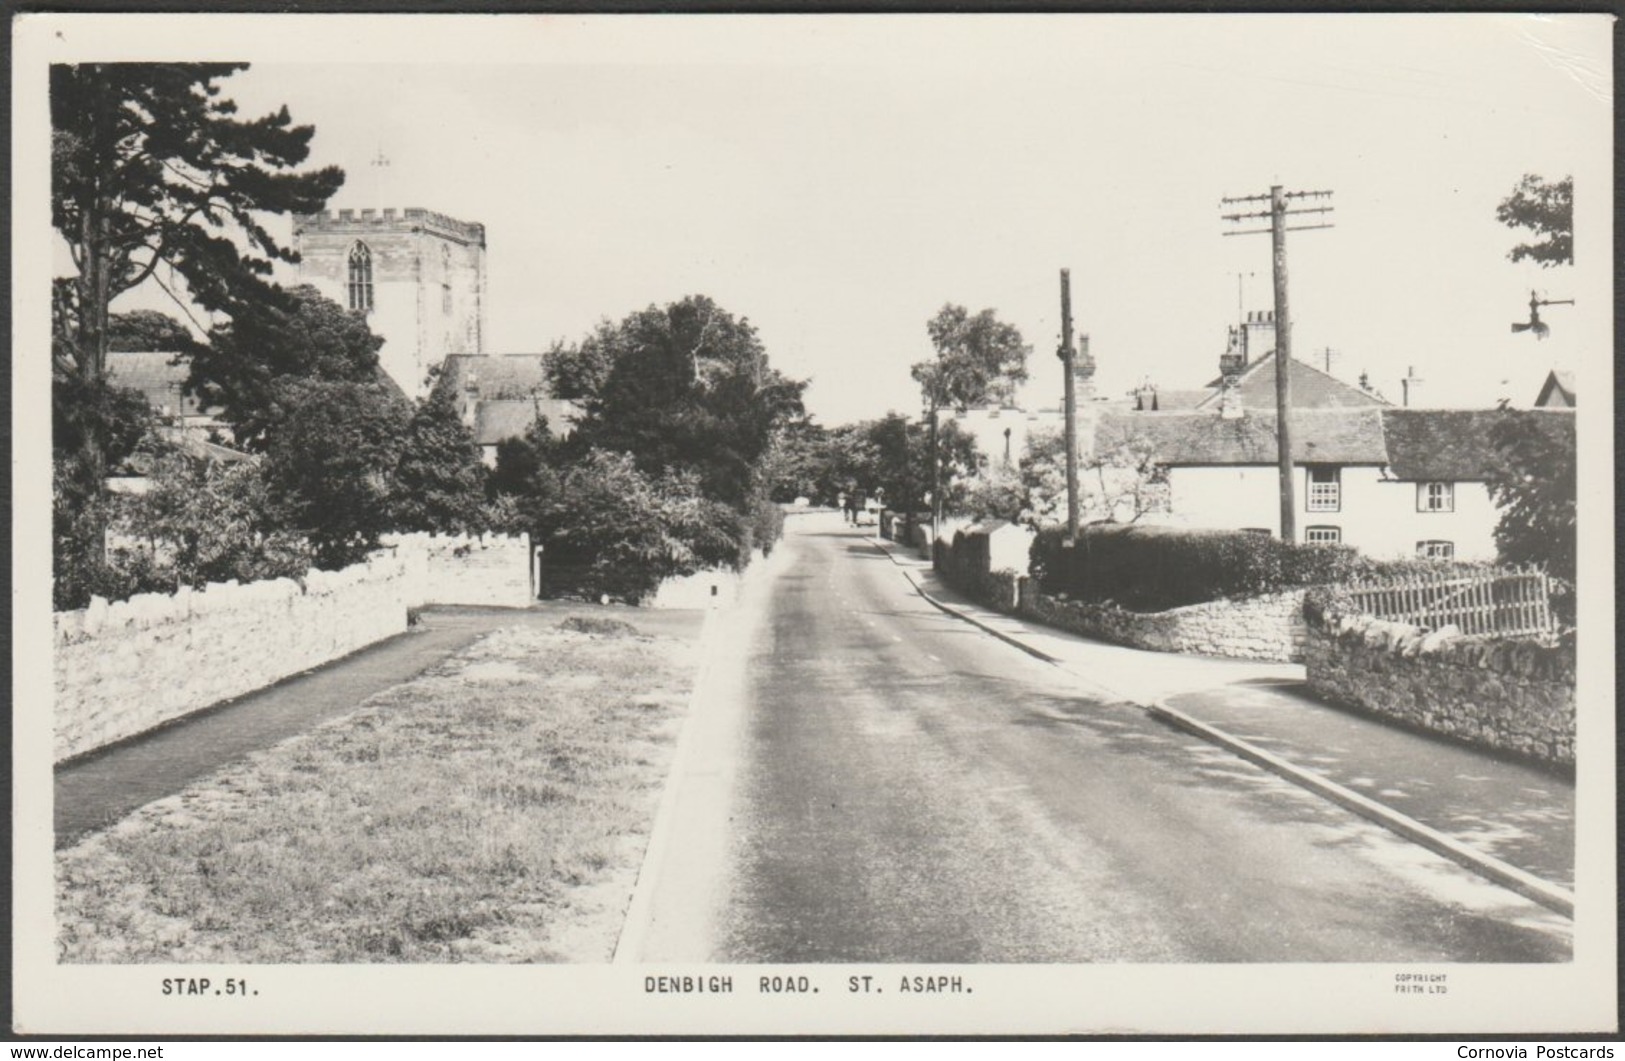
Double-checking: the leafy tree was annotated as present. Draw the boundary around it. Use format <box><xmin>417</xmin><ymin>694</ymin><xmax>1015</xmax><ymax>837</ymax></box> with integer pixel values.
<box><xmin>912</xmin><ymin>304</ymin><xmax>1029</xmax><ymax>524</ymax></box>
<box><xmin>51</xmin><ymin>63</ymin><xmax>341</xmax><ymax>590</ymax></box>
<box><xmin>51</xmin><ymin>63</ymin><xmax>343</xmax><ymax>379</ymax></box>
<box><xmin>262</xmin><ymin>379</ymin><xmax>412</xmax><ymax>569</ymax></box>
<box><xmin>912</xmin><ymin>304</ymin><xmax>1030</xmax><ymax>413</ymax></box>
<box><xmin>1496</xmin><ymin>174</ymin><xmax>1573</xmax><ymax>267</ymax></box>
<box><xmin>112</xmin><ymin>447</ymin><xmax>310</xmax><ymax>592</ymax></box>
<box><xmin>107</xmin><ymin>309</ymin><xmax>202</xmax><ymax>353</ymax></box>
<box><xmin>488</xmin><ymin>416</ymin><xmax>563</xmax><ymax>502</ymax></box>
<box><xmin>190</xmin><ymin>284</ymin><xmax>385</xmax><ymax>449</ymax></box>
<box><xmin>566</xmin><ymin>295</ymin><xmax>806</xmax><ymax>508</ymax></box>
<box><xmin>528</xmin><ymin>451</ymin><xmax>740</xmax><ymax>602</ymax></box>
<box><xmin>1486</xmin><ymin>412</ymin><xmax>1575</xmax><ymax>584</ymax></box>
<box><xmin>388</xmin><ymin>385</ymin><xmax>489</xmax><ymax>534</ymax></box>
<box><xmin>1020</xmin><ymin>425</ymin><xmax>1168</xmax><ymax>526</ymax></box>
<box><xmin>541</xmin><ymin>325</ymin><xmax>618</xmax><ymax>402</ymax></box>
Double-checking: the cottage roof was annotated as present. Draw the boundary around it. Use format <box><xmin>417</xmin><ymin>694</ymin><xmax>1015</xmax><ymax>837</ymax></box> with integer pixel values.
<box><xmin>1098</xmin><ymin>407</ymin><xmax>1389</xmax><ymax>466</ymax></box>
<box><xmin>1099</xmin><ymin>406</ymin><xmax>1574</xmax><ymax>483</ymax></box>
<box><xmin>1198</xmin><ymin>351</ymin><xmax>1387</xmax><ymax>410</ymax></box>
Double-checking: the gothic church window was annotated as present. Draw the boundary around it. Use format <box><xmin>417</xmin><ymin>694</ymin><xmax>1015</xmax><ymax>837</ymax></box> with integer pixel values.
<box><xmin>348</xmin><ymin>241</ymin><xmax>374</xmax><ymax>313</ymax></box>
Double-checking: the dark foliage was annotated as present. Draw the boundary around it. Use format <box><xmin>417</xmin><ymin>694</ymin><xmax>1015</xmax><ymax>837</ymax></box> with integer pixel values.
<box><xmin>262</xmin><ymin>379</ymin><xmax>413</xmax><ymax>569</ymax></box>
<box><xmin>1028</xmin><ymin>523</ymin><xmax>1445</xmax><ymax>613</ymax></box>
<box><xmin>389</xmin><ymin>385</ymin><xmax>489</xmax><ymax>534</ymax></box>
<box><xmin>107</xmin><ymin>309</ymin><xmax>203</xmax><ymax>354</ymax></box>
<box><xmin>1486</xmin><ymin>412</ymin><xmax>1576</xmax><ymax>584</ymax></box>
<box><xmin>1496</xmin><ymin>174</ymin><xmax>1573</xmax><ymax>267</ymax></box>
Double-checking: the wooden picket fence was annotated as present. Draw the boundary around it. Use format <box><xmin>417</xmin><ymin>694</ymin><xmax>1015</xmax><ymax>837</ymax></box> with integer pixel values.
<box><xmin>1342</xmin><ymin>566</ymin><xmax>1558</xmax><ymax>640</ymax></box>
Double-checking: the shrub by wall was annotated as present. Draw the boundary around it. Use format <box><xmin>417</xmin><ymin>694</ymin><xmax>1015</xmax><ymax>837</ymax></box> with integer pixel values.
<box><xmin>1028</xmin><ymin>523</ymin><xmax>1466</xmax><ymax>612</ymax></box>
<box><xmin>1302</xmin><ymin>609</ymin><xmax>1575</xmax><ymax>768</ymax></box>
<box><xmin>936</xmin><ymin>529</ymin><xmax>1306</xmax><ymax>662</ymax></box>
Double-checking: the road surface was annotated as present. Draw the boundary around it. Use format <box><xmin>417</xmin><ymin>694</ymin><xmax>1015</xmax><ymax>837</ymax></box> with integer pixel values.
<box><xmin>630</xmin><ymin>517</ymin><xmax>1571</xmax><ymax>963</ymax></box>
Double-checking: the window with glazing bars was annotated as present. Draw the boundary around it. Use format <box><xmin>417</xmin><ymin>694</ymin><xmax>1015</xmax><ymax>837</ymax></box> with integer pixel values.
<box><xmin>348</xmin><ymin>241</ymin><xmax>374</xmax><ymax>313</ymax></box>
<box><xmin>1306</xmin><ymin>466</ymin><xmax>1340</xmax><ymax>511</ymax></box>
<box><xmin>1417</xmin><ymin>481</ymin><xmax>1454</xmax><ymax>512</ymax></box>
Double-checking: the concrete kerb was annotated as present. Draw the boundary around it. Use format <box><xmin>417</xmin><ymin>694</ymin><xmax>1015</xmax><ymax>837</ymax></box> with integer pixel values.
<box><xmin>611</xmin><ymin>542</ymin><xmax>792</xmax><ymax>963</ymax></box>
<box><xmin>866</xmin><ymin>535</ymin><xmax>1578</xmax><ymax>921</ymax></box>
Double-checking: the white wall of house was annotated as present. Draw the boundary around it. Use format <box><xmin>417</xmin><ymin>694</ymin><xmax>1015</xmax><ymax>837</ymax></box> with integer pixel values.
<box><xmin>1167</xmin><ymin>465</ymin><xmax>1499</xmax><ymax>561</ymax></box>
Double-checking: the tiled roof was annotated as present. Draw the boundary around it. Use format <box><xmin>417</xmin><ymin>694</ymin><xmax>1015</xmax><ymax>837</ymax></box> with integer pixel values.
<box><xmin>1379</xmin><ymin>408</ymin><xmax>1572</xmax><ymax>482</ymax></box>
<box><xmin>1198</xmin><ymin>351</ymin><xmax>1387</xmax><ymax>410</ymax></box>
<box><xmin>1098</xmin><ymin>407</ymin><xmax>1389</xmax><ymax>466</ymax></box>
<box><xmin>106</xmin><ymin>351</ymin><xmax>211</xmax><ymax>418</ymax></box>
<box><xmin>1099</xmin><ymin>406</ymin><xmax>1574</xmax><ymax>483</ymax></box>
<box><xmin>441</xmin><ymin>353</ymin><xmax>551</xmax><ymax>400</ymax></box>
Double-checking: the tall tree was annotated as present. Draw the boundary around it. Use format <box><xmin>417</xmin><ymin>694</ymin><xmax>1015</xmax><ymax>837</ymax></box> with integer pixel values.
<box><xmin>1496</xmin><ymin>174</ymin><xmax>1573</xmax><ymax>267</ymax></box>
<box><xmin>388</xmin><ymin>382</ymin><xmax>490</xmax><ymax>535</ymax></box>
<box><xmin>189</xmin><ymin>283</ymin><xmax>385</xmax><ymax>448</ymax></box>
<box><xmin>911</xmin><ymin>304</ymin><xmax>1029</xmax><ymax>526</ymax></box>
<box><xmin>1486</xmin><ymin>412</ymin><xmax>1575</xmax><ymax>584</ymax></box>
<box><xmin>567</xmin><ymin>295</ymin><xmax>806</xmax><ymax>507</ymax></box>
<box><xmin>51</xmin><ymin>63</ymin><xmax>343</xmax><ymax>591</ymax></box>
<box><xmin>52</xmin><ymin>62</ymin><xmax>343</xmax><ymax>380</ymax></box>
<box><xmin>262</xmin><ymin>379</ymin><xmax>412</xmax><ymax>569</ymax></box>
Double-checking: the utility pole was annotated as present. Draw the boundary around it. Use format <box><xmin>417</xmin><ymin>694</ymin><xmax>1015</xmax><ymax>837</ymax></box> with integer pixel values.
<box><xmin>1058</xmin><ymin>268</ymin><xmax>1081</xmax><ymax>543</ymax></box>
<box><xmin>1221</xmin><ymin>185</ymin><xmax>1334</xmax><ymax>543</ymax></box>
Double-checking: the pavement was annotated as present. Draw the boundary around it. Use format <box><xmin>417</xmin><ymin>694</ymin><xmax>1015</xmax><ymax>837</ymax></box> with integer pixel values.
<box><xmin>867</xmin><ymin>532</ymin><xmax>1576</xmax><ymax>913</ymax></box>
<box><xmin>54</xmin><ymin>602</ymin><xmax>708</xmax><ymax>849</ymax></box>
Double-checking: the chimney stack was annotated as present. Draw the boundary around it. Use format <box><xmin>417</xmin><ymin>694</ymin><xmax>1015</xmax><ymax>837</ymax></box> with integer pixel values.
<box><xmin>1401</xmin><ymin>366</ymin><xmax>1424</xmax><ymax>407</ymax></box>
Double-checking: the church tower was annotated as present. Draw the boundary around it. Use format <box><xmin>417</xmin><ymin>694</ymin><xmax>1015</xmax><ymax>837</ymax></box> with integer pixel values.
<box><xmin>292</xmin><ymin>207</ymin><xmax>487</xmax><ymax>398</ymax></box>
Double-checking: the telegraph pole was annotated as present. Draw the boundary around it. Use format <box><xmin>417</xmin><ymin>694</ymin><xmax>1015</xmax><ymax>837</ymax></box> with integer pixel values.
<box><xmin>1220</xmin><ymin>185</ymin><xmax>1334</xmax><ymax>543</ymax></box>
<box><xmin>1058</xmin><ymin>269</ymin><xmax>1081</xmax><ymax>543</ymax></box>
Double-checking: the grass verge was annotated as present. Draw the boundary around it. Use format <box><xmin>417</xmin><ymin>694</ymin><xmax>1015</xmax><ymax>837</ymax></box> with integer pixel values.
<box><xmin>56</xmin><ymin>620</ymin><xmax>699</xmax><ymax>963</ymax></box>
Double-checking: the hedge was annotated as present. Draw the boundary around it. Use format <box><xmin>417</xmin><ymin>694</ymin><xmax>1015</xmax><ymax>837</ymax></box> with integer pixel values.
<box><xmin>1029</xmin><ymin>523</ymin><xmax>1468</xmax><ymax>613</ymax></box>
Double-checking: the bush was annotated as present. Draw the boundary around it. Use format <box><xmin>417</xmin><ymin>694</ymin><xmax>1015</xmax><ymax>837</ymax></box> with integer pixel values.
<box><xmin>1028</xmin><ymin>523</ymin><xmax>1455</xmax><ymax>612</ymax></box>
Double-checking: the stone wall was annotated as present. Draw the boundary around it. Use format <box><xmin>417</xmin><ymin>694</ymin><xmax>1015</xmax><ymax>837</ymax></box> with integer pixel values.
<box><xmin>1018</xmin><ymin>583</ymin><xmax>1307</xmax><ymax>663</ymax></box>
<box><xmin>54</xmin><ymin>556</ymin><xmax>413</xmax><ymax>763</ymax></box>
<box><xmin>56</xmin><ymin>532</ymin><xmax>535</xmax><ymax>762</ymax></box>
<box><xmin>383</xmin><ymin>532</ymin><xmax>535</xmax><ymax>609</ymax></box>
<box><xmin>939</xmin><ymin>559</ymin><xmax>1306</xmax><ymax>663</ymax></box>
<box><xmin>1302</xmin><ymin>612</ymin><xmax>1575</xmax><ymax>767</ymax></box>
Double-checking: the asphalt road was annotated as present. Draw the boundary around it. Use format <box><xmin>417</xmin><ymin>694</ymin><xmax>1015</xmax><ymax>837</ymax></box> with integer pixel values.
<box><xmin>632</xmin><ymin>518</ymin><xmax>1571</xmax><ymax>964</ymax></box>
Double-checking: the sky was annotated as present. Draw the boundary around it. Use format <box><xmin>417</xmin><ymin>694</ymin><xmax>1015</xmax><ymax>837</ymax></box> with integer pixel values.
<box><xmin>40</xmin><ymin>13</ymin><xmax>1615</xmax><ymax>426</ymax></box>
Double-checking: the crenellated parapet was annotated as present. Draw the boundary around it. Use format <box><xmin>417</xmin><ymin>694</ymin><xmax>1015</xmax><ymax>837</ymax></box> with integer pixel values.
<box><xmin>293</xmin><ymin>207</ymin><xmax>486</xmax><ymax>247</ymax></box>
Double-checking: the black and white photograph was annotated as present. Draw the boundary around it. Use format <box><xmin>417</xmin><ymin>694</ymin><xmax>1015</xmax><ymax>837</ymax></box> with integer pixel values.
<box><xmin>12</xmin><ymin>11</ymin><xmax>1615</xmax><ymax>1037</ymax></box>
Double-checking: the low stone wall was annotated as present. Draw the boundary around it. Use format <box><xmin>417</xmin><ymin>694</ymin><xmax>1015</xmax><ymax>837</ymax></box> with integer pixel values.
<box><xmin>1019</xmin><ymin>584</ymin><xmax>1308</xmax><ymax>663</ymax></box>
<box><xmin>940</xmin><ymin>564</ymin><xmax>1306</xmax><ymax>663</ymax></box>
<box><xmin>54</xmin><ymin>555</ymin><xmax>413</xmax><ymax>763</ymax></box>
<box><xmin>56</xmin><ymin>532</ymin><xmax>537</xmax><ymax>762</ymax></box>
<box><xmin>384</xmin><ymin>532</ymin><xmax>534</xmax><ymax>608</ymax></box>
<box><xmin>1303</xmin><ymin>612</ymin><xmax>1575</xmax><ymax>767</ymax></box>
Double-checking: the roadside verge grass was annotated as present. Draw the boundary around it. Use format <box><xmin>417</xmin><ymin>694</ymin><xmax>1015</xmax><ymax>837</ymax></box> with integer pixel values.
<box><xmin>56</xmin><ymin>618</ymin><xmax>700</xmax><ymax>963</ymax></box>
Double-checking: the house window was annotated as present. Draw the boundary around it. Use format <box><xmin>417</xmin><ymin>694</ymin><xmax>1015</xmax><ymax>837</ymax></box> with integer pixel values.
<box><xmin>347</xmin><ymin>242</ymin><xmax>374</xmax><ymax>313</ymax></box>
<box><xmin>1417</xmin><ymin>481</ymin><xmax>1454</xmax><ymax>512</ymax></box>
<box><xmin>1305</xmin><ymin>525</ymin><xmax>1342</xmax><ymax>545</ymax></box>
<box><xmin>1306</xmin><ymin>466</ymin><xmax>1341</xmax><ymax>511</ymax></box>
<box><xmin>1417</xmin><ymin>540</ymin><xmax>1455</xmax><ymax>560</ymax></box>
